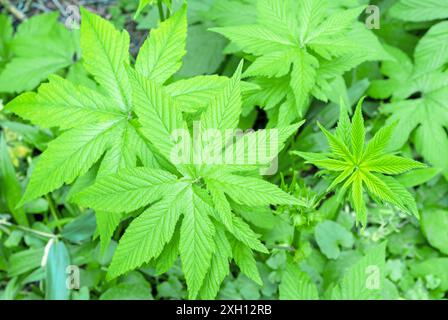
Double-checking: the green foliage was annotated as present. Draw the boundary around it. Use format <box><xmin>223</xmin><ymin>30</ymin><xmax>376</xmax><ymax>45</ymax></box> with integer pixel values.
<box><xmin>0</xmin><ymin>13</ymin><xmax>77</xmax><ymax>93</ymax></box>
<box><xmin>0</xmin><ymin>0</ymin><xmax>447</xmax><ymax>302</ymax></box>
<box><xmin>212</xmin><ymin>0</ymin><xmax>389</xmax><ymax>122</ymax></box>
<box><xmin>294</xmin><ymin>98</ymin><xmax>425</xmax><ymax>225</ymax></box>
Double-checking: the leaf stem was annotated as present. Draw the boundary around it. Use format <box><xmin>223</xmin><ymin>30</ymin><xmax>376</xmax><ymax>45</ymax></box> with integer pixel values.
<box><xmin>267</xmin><ymin>244</ymin><xmax>296</xmax><ymax>252</ymax></box>
<box><xmin>157</xmin><ymin>1</ymin><xmax>165</xmax><ymax>22</ymax></box>
<box><xmin>45</xmin><ymin>194</ymin><xmax>61</xmax><ymax>232</ymax></box>
<box><xmin>0</xmin><ymin>219</ymin><xmax>58</xmax><ymax>239</ymax></box>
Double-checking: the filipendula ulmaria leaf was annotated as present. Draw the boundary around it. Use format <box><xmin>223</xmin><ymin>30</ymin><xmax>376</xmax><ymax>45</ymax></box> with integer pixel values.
<box><xmin>155</xmin><ymin>230</ymin><xmax>180</xmax><ymax>276</ymax></box>
<box><xmin>200</xmin><ymin>61</ymin><xmax>243</xmax><ymax>131</ymax></box>
<box><xmin>231</xmin><ymin>239</ymin><xmax>262</xmax><ymax>286</ymax></box>
<box><xmin>206</xmin><ymin>173</ymin><xmax>305</xmax><ymax>207</ymax></box>
<box><xmin>135</xmin><ymin>4</ymin><xmax>187</xmax><ymax>84</ymax></box>
<box><xmin>180</xmin><ymin>186</ymin><xmax>216</xmax><ymax>299</ymax></box>
<box><xmin>73</xmin><ymin>167</ymin><xmax>179</xmax><ymax>213</ymax></box>
<box><xmin>212</xmin><ymin>0</ymin><xmax>387</xmax><ymax>124</ymax></box>
<box><xmin>199</xmin><ymin>226</ymin><xmax>232</xmax><ymax>299</ymax></box>
<box><xmin>107</xmin><ymin>184</ymin><xmax>188</xmax><ymax>280</ymax></box>
<box><xmin>6</xmin><ymin>75</ymin><xmax>125</xmax><ymax>130</ymax></box>
<box><xmin>389</xmin><ymin>0</ymin><xmax>448</xmax><ymax>22</ymax></box>
<box><xmin>295</xmin><ymin>98</ymin><xmax>424</xmax><ymax>225</ymax></box>
<box><xmin>80</xmin><ymin>7</ymin><xmax>131</xmax><ymax>111</ymax></box>
<box><xmin>127</xmin><ymin>66</ymin><xmax>187</xmax><ymax>162</ymax></box>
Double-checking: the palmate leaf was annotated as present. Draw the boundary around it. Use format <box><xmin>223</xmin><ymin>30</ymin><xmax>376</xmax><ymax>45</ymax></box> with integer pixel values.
<box><xmin>11</xmin><ymin>4</ymin><xmax>305</xmax><ymax>298</ymax></box>
<box><xmin>212</xmin><ymin>0</ymin><xmax>388</xmax><ymax>124</ymax></box>
<box><xmin>295</xmin><ymin>99</ymin><xmax>424</xmax><ymax>225</ymax></box>
<box><xmin>231</xmin><ymin>239</ymin><xmax>262</xmax><ymax>285</ymax></box>
<box><xmin>200</xmin><ymin>61</ymin><xmax>243</xmax><ymax>131</ymax></box>
<box><xmin>6</xmin><ymin>11</ymin><xmax>136</xmax><ymax>205</ymax></box>
<box><xmin>5</xmin><ymin>7</ymin><xmax>191</xmax><ymax>253</ymax></box>
<box><xmin>376</xmin><ymin>23</ymin><xmax>448</xmax><ymax>178</ymax></box>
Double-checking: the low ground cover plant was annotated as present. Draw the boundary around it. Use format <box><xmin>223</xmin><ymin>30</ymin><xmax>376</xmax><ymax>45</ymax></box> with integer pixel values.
<box><xmin>0</xmin><ymin>0</ymin><xmax>447</xmax><ymax>300</ymax></box>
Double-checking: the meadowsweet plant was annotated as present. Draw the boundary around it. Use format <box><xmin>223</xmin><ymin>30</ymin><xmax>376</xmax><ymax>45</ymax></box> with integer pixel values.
<box><xmin>5</xmin><ymin>3</ymin><xmax>305</xmax><ymax>300</ymax></box>
<box><xmin>212</xmin><ymin>0</ymin><xmax>390</xmax><ymax>124</ymax></box>
<box><xmin>0</xmin><ymin>0</ymin><xmax>446</xmax><ymax>302</ymax></box>
<box><xmin>294</xmin><ymin>98</ymin><xmax>425</xmax><ymax>226</ymax></box>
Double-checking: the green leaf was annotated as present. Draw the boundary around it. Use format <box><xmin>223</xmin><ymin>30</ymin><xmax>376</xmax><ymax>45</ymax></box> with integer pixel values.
<box><xmin>45</xmin><ymin>241</ymin><xmax>70</xmax><ymax>300</ymax></box>
<box><xmin>389</xmin><ymin>0</ymin><xmax>448</xmax><ymax>22</ymax></box>
<box><xmin>128</xmin><ymin>67</ymin><xmax>186</xmax><ymax>161</ymax></box>
<box><xmin>8</xmin><ymin>247</ymin><xmax>44</xmax><ymax>277</ymax></box>
<box><xmin>210</xmin><ymin>25</ymin><xmax>296</xmax><ymax>56</ymax></box>
<box><xmin>350</xmin><ymin>97</ymin><xmax>365</xmax><ymax>161</ymax></box>
<box><xmin>177</xmin><ymin>24</ymin><xmax>226</xmax><ymax>77</ymax></box>
<box><xmin>290</xmin><ymin>49</ymin><xmax>318</xmax><ymax>116</ymax></box>
<box><xmin>19</xmin><ymin>121</ymin><xmax>120</xmax><ymax>205</ymax></box>
<box><xmin>179</xmin><ymin>187</ymin><xmax>216</xmax><ymax>299</ymax></box>
<box><xmin>199</xmin><ymin>227</ymin><xmax>232</xmax><ymax>299</ymax></box>
<box><xmin>279</xmin><ymin>260</ymin><xmax>319</xmax><ymax>300</ymax></box>
<box><xmin>6</xmin><ymin>75</ymin><xmax>125</xmax><ymax>130</ymax></box>
<box><xmin>395</xmin><ymin>167</ymin><xmax>441</xmax><ymax>187</ymax></box>
<box><xmin>73</xmin><ymin>168</ymin><xmax>178</xmax><ymax>213</ymax></box>
<box><xmin>351</xmin><ymin>171</ymin><xmax>366</xmax><ymax>226</ymax></box>
<box><xmin>315</xmin><ymin>220</ymin><xmax>354</xmax><ymax>259</ymax></box>
<box><xmin>244</xmin><ymin>49</ymin><xmax>296</xmax><ymax>78</ymax></box>
<box><xmin>107</xmin><ymin>187</ymin><xmax>186</xmax><ymax>280</ymax></box>
<box><xmin>80</xmin><ymin>7</ymin><xmax>131</xmax><ymax>111</ymax></box>
<box><xmin>0</xmin><ymin>133</ymin><xmax>28</xmax><ymax>226</ymax></box>
<box><xmin>414</xmin><ymin>21</ymin><xmax>448</xmax><ymax>75</ymax></box>
<box><xmin>166</xmin><ymin>75</ymin><xmax>229</xmax><ymax>112</ymax></box>
<box><xmin>363</xmin><ymin>155</ymin><xmax>426</xmax><ymax>175</ymax></box>
<box><xmin>135</xmin><ymin>5</ymin><xmax>187</xmax><ymax>84</ymax></box>
<box><xmin>229</xmin><ymin>216</ymin><xmax>268</xmax><ymax>254</ymax></box>
<box><xmin>232</xmin><ymin>240</ymin><xmax>262</xmax><ymax>286</ymax></box>
<box><xmin>410</xmin><ymin>258</ymin><xmax>448</xmax><ymax>291</ymax></box>
<box><xmin>421</xmin><ymin>208</ymin><xmax>448</xmax><ymax>255</ymax></box>
<box><xmin>200</xmin><ymin>61</ymin><xmax>243</xmax><ymax>131</ymax></box>
<box><xmin>100</xmin><ymin>283</ymin><xmax>153</xmax><ymax>300</ymax></box>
